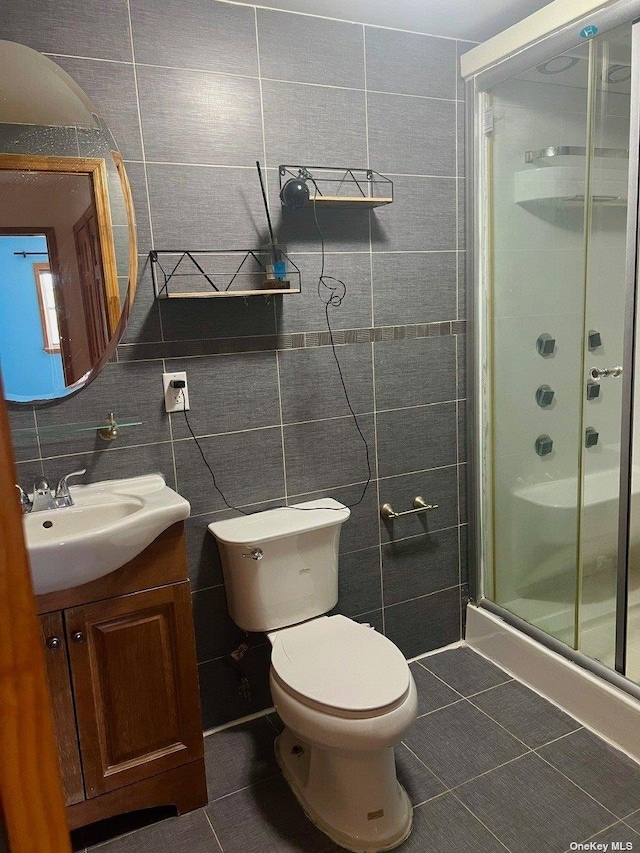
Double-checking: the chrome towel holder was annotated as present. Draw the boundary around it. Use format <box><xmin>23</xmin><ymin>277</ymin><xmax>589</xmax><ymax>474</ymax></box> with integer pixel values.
<box><xmin>380</xmin><ymin>496</ymin><xmax>439</xmax><ymax>521</ymax></box>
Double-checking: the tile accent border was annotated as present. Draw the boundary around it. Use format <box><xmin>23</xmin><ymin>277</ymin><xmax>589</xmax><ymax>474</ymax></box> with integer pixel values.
<box><xmin>117</xmin><ymin>319</ymin><xmax>466</xmax><ymax>360</ymax></box>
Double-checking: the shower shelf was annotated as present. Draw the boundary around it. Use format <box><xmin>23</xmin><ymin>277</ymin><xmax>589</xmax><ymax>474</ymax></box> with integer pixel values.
<box><xmin>524</xmin><ymin>145</ymin><xmax>629</xmax><ymax>165</ymax></box>
<box><xmin>515</xmin><ymin>166</ymin><xmax>627</xmax><ymax>206</ymax></box>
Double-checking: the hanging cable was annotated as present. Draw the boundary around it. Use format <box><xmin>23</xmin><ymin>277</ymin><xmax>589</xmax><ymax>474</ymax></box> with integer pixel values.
<box><xmin>180</xmin><ymin>179</ymin><xmax>372</xmax><ymax>513</ymax></box>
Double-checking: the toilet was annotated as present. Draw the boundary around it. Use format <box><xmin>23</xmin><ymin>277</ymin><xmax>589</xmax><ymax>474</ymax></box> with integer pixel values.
<box><xmin>208</xmin><ymin>498</ymin><xmax>417</xmax><ymax>853</ymax></box>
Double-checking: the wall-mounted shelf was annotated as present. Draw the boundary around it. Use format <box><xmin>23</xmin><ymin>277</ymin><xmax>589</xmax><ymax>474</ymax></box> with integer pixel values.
<box><xmin>150</xmin><ymin>249</ymin><xmax>301</xmax><ymax>299</ymax></box>
<box><xmin>515</xmin><ymin>167</ymin><xmax>627</xmax><ymax>206</ymax></box>
<box><xmin>524</xmin><ymin>145</ymin><xmax>629</xmax><ymax>166</ymax></box>
<box><xmin>11</xmin><ymin>417</ymin><xmax>143</xmax><ymax>447</ymax></box>
<box><xmin>278</xmin><ymin>165</ymin><xmax>393</xmax><ymax>208</ymax></box>
<box><xmin>156</xmin><ymin>289</ymin><xmax>296</xmax><ymax>298</ymax></box>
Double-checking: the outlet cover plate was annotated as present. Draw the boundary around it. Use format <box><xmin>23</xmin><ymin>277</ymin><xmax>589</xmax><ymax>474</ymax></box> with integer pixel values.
<box><xmin>163</xmin><ymin>371</ymin><xmax>190</xmax><ymax>413</ymax></box>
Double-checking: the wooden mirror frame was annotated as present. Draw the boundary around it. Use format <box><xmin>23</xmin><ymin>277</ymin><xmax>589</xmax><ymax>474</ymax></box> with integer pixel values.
<box><xmin>0</xmin><ymin>152</ymin><xmax>138</xmax><ymax>404</ymax></box>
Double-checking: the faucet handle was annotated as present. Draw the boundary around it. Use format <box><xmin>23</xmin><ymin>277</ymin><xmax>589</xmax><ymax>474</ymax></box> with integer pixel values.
<box><xmin>31</xmin><ymin>479</ymin><xmax>57</xmax><ymax>512</ymax></box>
<box><xmin>15</xmin><ymin>484</ymin><xmax>32</xmax><ymax>513</ymax></box>
<box><xmin>55</xmin><ymin>468</ymin><xmax>87</xmax><ymax>502</ymax></box>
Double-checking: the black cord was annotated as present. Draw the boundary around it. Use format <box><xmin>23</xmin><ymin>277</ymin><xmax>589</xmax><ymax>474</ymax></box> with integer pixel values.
<box><xmin>181</xmin><ymin>398</ymin><xmax>249</xmax><ymax>515</ymax></box>
<box><xmin>310</xmin><ymin>190</ymin><xmax>372</xmax><ymax>509</ymax></box>
<box><xmin>179</xmin><ymin>181</ymin><xmax>372</xmax><ymax>515</ymax></box>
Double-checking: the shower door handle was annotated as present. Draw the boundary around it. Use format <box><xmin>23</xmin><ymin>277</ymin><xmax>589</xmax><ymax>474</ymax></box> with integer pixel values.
<box><xmin>590</xmin><ymin>366</ymin><xmax>623</xmax><ymax>379</ymax></box>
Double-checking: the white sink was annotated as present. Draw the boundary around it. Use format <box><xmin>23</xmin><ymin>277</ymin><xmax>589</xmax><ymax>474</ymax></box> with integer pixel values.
<box><xmin>24</xmin><ymin>474</ymin><xmax>190</xmax><ymax>595</ymax></box>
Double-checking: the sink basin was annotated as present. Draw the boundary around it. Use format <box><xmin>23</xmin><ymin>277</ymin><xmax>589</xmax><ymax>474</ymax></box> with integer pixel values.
<box><xmin>24</xmin><ymin>474</ymin><xmax>190</xmax><ymax>595</ymax></box>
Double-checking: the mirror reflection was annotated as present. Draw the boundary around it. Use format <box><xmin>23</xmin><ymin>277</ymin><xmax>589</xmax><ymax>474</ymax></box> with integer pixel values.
<box><xmin>0</xmin><ymin>40</ymin><xmax>137</xmax><ymax>404</ymax></box>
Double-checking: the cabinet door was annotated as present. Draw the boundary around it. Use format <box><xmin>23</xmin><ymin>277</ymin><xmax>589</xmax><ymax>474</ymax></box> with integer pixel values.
<box><xmin>39</xmin><ymin>612</ymin><xmax>85</xmax><ymax>805</ymax></box>
<box><xmin>65</xmin><ymin>582</ymin><xmax>203</xmax><ymax>797</ymax></box>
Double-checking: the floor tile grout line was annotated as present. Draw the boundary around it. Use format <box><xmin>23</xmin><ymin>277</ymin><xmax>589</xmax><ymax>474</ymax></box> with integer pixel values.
<box><xmin>449</xmin><ymin>789</ymin><xmax>515</xmax><ymax>853</ymax></box>
<box><xmin>461</xmin><ymin>679</ymin><xmax>516</xmax><ymax>699</ymax></box>
<box><xmin>447</xmin><ymin>751</ymin><xmax>533</xmax><ymax>794</ymax></box>
<box><xmin>203</xmin><ymin>808</ymin><xmax>225</xmax><ymax>852</ymax></box>
<box><xmin>619</xmin><ymin>815</ymin><xmax>640</xmax><ymax>836</ymax></box>
<box><xmin>413</xmin><ymin>653</ymin><xmax>514</xmax><ymax>699</ymax></box>
<box><xmin>207</xmin><ymin>771</ymin><xmax>283</xmax><ymax>805</ymax></box>
<box><xmin>401</xmin><ymin>742</ymin><xmax>450</xmax><ymax>791</ymax></box>
<box><xmin>403</xmin><ymin>738</ymin><xmax>535</xmax><ymax>797</ymax></box>
<box><xmin>532</xmin><ymin>750</ymin><xmax>622</xmax><ymax>822</ymax></box>
<box><xmin>414</xmin><ymin>697</ymin><xmax>466</xmax><ymax>718</ymax></box>
<box><xmin>530</xmin><ymin>726</ymin><xmax>584</xmax><ymax>751</ymax></box>
<box><xmin>465</xmin><ymin>696</ymin><xmax>547</xmax><ymax>753</ymax></box>
<box><xmin>620</xmin><ymin>805</ymin><xmax>640</xmax><ymax>822</ymax></box>
<box><xmin>413</xmin><ymin>660</ymin><xmax>466</xmax><ymax>698</ymax></box>
<box><xmin>410</xmin><ymin>789</ymin><xmax>451</xmax><ymax>809</ymax></box>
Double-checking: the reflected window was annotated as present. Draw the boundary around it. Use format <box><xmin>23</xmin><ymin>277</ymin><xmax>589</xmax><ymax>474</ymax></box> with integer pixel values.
<box><xmin>33</xmin><ymin>262</ymin><xmax>60</xmax><ymax>353</ymax></box>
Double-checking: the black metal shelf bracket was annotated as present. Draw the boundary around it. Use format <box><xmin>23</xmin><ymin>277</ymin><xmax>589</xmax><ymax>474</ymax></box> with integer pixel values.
<box><xmin>149</xmin><ymin>248</ymin><xmax>302</xmax><ymax>299</ymax></box>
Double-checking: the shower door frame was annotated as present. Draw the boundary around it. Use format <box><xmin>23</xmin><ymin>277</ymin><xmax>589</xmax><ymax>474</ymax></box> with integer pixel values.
<box><xmin>467</xmin><ymin>0</ymin><xmax>640</xmax><ymax>694</ymax></box>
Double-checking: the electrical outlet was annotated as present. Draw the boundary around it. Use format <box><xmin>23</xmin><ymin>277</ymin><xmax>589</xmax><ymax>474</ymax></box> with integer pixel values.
<box><xmin>163</xmin><ymin>371</ymin><xmax>190</xmax><ymax>413</ymax></box>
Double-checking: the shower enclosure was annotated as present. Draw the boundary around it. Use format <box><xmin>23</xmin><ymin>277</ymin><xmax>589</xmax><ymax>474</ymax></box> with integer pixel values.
<box><xmin>466</xmin><ymin>2</ymin><xmax>640</xmax><ymax>691</ymax></box>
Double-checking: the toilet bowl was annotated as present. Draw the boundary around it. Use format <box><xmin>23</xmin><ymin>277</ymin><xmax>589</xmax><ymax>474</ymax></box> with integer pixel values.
<box><xmin>208</xmin><ymin>500</ymin><xmax>417</xmax><ymax>852</ymax></box>
<box><xmin>268</xmin><ymin>615</ymin><xmax>417</xmax><ymax>853</ymax></box>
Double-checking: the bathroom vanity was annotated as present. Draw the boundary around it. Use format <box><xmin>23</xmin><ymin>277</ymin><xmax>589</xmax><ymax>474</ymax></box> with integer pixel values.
<box><xmin>35</xmin><ymin>522</ymin><xmax>207</xmax><ymax>830</ymax></box>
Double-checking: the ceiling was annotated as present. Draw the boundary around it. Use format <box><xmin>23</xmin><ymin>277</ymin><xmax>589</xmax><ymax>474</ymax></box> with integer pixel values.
<box><xmin>236</xmin><ymin>0</ymin><xmax>554</xmax><ymax>42</ymax></box>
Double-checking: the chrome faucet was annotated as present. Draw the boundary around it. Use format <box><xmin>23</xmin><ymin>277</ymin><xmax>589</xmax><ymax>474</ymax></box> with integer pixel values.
<box><xmin>15</xmin><ymin>484</ymin><xmax>32</xmax><ymax>514</ymax></box>
<box><xmin>16</xmin><ymin>467</ymin><xmax>87</xmax><ymax>513</ymax></box>
<box><xmin>54</xmin><ymin>468</ymin><xmax>87</xmax><ymax>508</ymax></box>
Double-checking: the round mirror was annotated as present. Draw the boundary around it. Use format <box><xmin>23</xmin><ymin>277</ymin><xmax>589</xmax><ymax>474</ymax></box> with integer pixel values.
<box><xmin>0</xmin><ymin>40</ymin><xmax>137</xmax><ymax>404</ymax></box>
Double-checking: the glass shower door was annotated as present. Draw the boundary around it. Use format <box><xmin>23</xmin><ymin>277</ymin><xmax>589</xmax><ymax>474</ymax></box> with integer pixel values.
<box><xmin>487</xmin><ymin>43</ymin><xmax>593</xmax><ymax>646</ymax></box>
<box><xmin>484</xmin><ymin>22</ymin><xmax>635</xmax><ymax>668</ymax></box>
<box><xmin>578</xmin><ymin>23</ymin><xmax>631</xmax><ymax>670</ymax></box>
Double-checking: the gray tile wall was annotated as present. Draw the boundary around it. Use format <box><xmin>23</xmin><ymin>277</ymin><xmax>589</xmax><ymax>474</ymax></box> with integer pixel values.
<box><xmin>6</xmin><ymin>0</ymin><xmax>468</xmax><ymax>729</ymax></box>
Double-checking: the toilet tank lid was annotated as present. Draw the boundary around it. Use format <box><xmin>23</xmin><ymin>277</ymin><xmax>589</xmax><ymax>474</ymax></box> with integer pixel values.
<box><xmin>208</xmin><ymin>498</ymin><xmax>350</xmax><ymax>545</ymax></box>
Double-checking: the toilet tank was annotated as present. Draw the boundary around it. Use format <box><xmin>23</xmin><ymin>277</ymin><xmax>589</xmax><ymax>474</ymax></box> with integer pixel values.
<box><xmin>208</xmin><ymin>499</ymin><xmax>350</xmax><ymax>632</ymax></box>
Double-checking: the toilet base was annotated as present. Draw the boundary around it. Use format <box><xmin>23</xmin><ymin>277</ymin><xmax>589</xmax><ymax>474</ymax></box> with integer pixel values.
<box><xmin>275</xmin><ymin>728</ymin><xmax>413</xmax><ymax>853</ymax></box>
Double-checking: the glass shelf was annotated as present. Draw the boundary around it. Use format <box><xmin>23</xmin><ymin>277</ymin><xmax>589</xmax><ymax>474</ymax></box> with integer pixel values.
<box><xmin>11</xmin><ymin>418</ymin><xmax>143</xmax><ymax>445</ymax></box>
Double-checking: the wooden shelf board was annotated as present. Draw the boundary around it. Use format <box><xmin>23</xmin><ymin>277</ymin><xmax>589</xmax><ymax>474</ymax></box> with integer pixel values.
<box><xmin>157</xmin><ymin>287</ymin><xmax>300</xmax><ymax>299</ymax></box>
<box><xmin>305</xmin><ymin>196</ymin><xmax>392</xmax><ymax>208</ymax></box>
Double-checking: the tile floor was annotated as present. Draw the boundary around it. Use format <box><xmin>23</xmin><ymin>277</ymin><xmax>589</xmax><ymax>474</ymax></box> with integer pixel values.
<box><xmin>71</xmin><ymin>645</ymin><xmax>640</xmax><ymax>853</ymax></box>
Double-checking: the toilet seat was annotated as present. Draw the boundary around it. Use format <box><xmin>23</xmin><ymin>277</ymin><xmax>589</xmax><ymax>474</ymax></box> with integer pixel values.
<box><xmin>270</xmin><ymin>615</ymin><xmax>410</xmax><ymax>716</ymax></box>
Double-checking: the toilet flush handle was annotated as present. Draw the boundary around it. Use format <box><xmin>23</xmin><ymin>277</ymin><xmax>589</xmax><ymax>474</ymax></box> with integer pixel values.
<box><xmin>242</xmin><ymin>548</ymin><xmax>264</xmax><ymax>561</ymax></box>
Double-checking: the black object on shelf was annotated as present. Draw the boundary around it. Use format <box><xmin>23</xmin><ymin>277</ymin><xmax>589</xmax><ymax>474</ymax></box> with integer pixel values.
<box><xmin>149</xmin><ymin>249</ymin><xmax>301</xmax><ymax>299</ymax></box>
<box><xmin>278</xmin><ymin>165</ymin><xmax>393</xmax><ymax>209</ymax></box>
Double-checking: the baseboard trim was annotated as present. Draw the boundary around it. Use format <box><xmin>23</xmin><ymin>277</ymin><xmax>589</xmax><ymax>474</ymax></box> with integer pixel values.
<box><xmin>466</xmin><ymin>604</ymin><xmax>640</xmax><ymax>763</ymax></box>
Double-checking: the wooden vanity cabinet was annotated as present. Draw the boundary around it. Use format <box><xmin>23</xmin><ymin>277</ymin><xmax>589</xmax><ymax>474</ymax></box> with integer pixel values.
<box><xmin>36</xmin><ymin>523</ymin><xmax>207</xmax><ymax>831</ymax></box>
<box><xmin>39</xmin><ymin>611</ymin><xmax>84</xmax><ymax>806</ymax></box>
